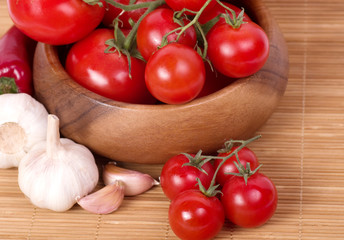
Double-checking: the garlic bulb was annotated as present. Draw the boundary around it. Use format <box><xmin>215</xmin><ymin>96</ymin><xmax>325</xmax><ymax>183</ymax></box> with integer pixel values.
<box><xmin>18</xmin><ymin>114</ymin><xmax>99</xmax><ymax>212</ymax></box>
<box><xmin>0</xmin><ymin>93</ymin><xmax>48</xmax><ymax>168</ymax></box>
<box><xmin>103</xmin><ymin>163</ymin><xmax>159</xmax><ymax>196</ymax></box>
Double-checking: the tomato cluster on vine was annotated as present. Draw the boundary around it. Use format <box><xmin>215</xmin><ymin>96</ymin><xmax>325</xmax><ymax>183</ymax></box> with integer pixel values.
<box><xmin>7</xmin><ymin>0</ymin><xmax>270</xmax><ymax>105</ymax></box>
<box><xmin>160</xmin><ymin>135</ymin><xmax>278</xmax><ymax>240</ymax></box>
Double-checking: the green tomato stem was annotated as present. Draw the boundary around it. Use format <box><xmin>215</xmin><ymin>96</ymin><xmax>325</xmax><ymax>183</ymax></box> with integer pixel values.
<box><xmin>122</xmin><ymin>0</ymin><xmax>166</xmax><ymax>52</ymax></box>
<box><xmin>175</xmin><ymin>0</ymin><xmax>213</xmax><ymax>42</ymax></box>
<box><xmin>202</xmin><ymin>135</ymin><xmax>262</xmax><ymax>197</ymax></box>
<box><xmin>102</xmin><ymin>0</ymin><xmax>160</xmax><ymax>11</ymax></box>
<box><xmin>194</xmin><ymin>22</ymin><xmax>208</xmax><ymax>59</ymax></box>
<box><xmin>215</xmin><ymin>0</ymin><xmax>246</xmax><ymax>28</ymax></box>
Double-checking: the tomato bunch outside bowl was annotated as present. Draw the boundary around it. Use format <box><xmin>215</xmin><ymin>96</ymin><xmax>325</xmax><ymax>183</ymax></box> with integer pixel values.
<box><xmin>33</xmin><ymin>0</ymin><xmax>288</xmax><ymax>164</ymax></box>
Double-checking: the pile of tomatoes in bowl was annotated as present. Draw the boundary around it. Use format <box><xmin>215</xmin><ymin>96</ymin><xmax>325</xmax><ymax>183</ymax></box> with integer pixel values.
<box><xmin>7</xmin><ymin>0</ymin><xmax>270</xmax><ymax>105</ymax></box>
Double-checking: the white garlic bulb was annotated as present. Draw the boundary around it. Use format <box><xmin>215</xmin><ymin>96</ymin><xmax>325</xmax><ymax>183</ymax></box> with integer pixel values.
<box><xmin>18</xmin><ymin>114</ymin><xmax>99</xmax><ymax>212</ymax></box>
<box><xmin>0</xmin><ymin>93</ymin><xmax>48</xmax><ymax>168</ymax></box>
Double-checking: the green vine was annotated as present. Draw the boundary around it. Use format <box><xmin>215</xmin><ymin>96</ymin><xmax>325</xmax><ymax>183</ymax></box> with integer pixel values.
<box><xmin>82</xmin><ymin>0</ymin><xmax>248</xmax><ymax>74</ymax></box>
<box><xmin>188</xmin><ymin>135</ymin><xmax>262</xmax><ymax>197</ymax></box>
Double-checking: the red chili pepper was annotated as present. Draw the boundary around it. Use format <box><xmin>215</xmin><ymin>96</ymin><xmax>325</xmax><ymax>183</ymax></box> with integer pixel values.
<box><xmin>0</xmin><ymin>26</ymin><xmax>36</xmax><ymax>95</ymax></box>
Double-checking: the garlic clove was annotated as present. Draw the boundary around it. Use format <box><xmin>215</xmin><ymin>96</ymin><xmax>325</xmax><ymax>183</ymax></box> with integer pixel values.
<box><xmin>103</xmin><ymin>163</ymin><xmax>159</xmax><ymax>196</ymax></box>
<box><xmin>76</xmin><ymin>181</ymin><xmax>124</xmax><ymax>214</ymax></box>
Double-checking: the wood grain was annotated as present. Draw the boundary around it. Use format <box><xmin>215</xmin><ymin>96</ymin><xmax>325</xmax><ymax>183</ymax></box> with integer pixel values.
<box><xmin>33</xmin><ymin>0</ymin><xmax>289</xmax><ymax>164</ymax></box>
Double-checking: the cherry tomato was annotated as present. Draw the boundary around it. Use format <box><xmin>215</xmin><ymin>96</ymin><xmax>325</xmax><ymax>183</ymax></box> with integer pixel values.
<box><xmin>207</xmin><ymin>21</ymin><xmax>269</xmax><ymax>78</ymax></box>
<box><xmin>160</xmin><ymin>153</ymin><xmax>215</xmax><ymax>200</ymax></box>
<box><xmin>102</xmin><ymin>0</ymin><xmax>155</xmax><ymax>28</ymax></box>
<box><xmin>145</xmin><ymin>43</ymin><xmax>205</xmax><ymax>104</ymax></box>
<box><xmin>221</xmin><ymin>172</ymin><xmax>278</xmax><ymax>228</ymax></box>
<box><xmin>169</xmin><ymin>189</ymin><xmax>224</xmax><ymax>240</ymax></box>
<box><xmin>196</xmin><ymin>63</ymin><xmax>234</xmax><ymax>98</ymax></box>
<box><xmin>65</xmin><ymin>28</ymin><xmax>156</xmax><ymax>104</ymax></box>
<box><xmin>7</xmin><ymin>0</ymin><xmax>105</xmax><ymax>45</ymax></box>
<box><xmin>165</xmin><ymin>0</ymin><xmax>216</xmax><ymax>14</ymax></box>
<box><xmin>198</xmin><ymin>1</ymin><xmax>251</xmax><ymax>25</ymax></box>
<box><xmin>137</xmin><ymin>8</ymin><xmax>197</xmax><ymax>61</ymax></box>
<box><xmin>214</xmin><ymin>146</ymin><xmax>260</xmax><ymax>186</ymax></box>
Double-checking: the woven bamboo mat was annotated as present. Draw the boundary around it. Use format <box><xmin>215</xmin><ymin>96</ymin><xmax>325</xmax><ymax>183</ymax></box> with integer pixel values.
<box><xmin>1</xmin><ymin>0</ymin><xmax>344</xmax><ymax>239</ymax></box>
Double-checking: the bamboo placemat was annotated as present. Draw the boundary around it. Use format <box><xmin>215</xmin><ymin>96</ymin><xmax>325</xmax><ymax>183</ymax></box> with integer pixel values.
<box><xmin>1</xmin><ymin>0</ymin><xmax>344</xmax><ymax>239</ymax></box>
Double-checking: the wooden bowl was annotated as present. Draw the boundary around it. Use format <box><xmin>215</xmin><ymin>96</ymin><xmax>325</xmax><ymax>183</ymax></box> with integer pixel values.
<box><xmin>33</xmin><ymin>0</ymin><xmax>289</xmax><ymax>164</ymax></box>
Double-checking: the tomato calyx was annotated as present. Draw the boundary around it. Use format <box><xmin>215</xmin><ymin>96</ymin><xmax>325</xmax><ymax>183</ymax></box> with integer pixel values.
<box><xmin>230</xmin><ymin>161</ymin><xmax>262</xmax><ymax>185</ymax></box>
<box><xmin>196</xmin><ymin>177</ymin><xmax>222</xmax><ymax>197</ymax></box>
<box><xmin>215</xmin><ymin>1</ymin><xmax>247</xmax><ymax>29</ymax></box>
<box><xmin>197</xmin><ymin>135</ymin><xmax>262</xmax><ymax>197</ymax></box>
<box><xmin>182</xmin><ymin>150</ymin><xmax>213</xmax><ymax>175</ymax></box>
<box><xmin>94</xmin><ymin>0</ymin><xmax>165</xmax><ymax>77</ymax></box>
<box><xmin>0</xmin><ymin>77</ymin><xmax>19</xmax><ymax>94</ymax></box>
<box><xmin>215</xmin><ymin>136</ymin><xmax>262</xmax><ymax>185</ymax></box>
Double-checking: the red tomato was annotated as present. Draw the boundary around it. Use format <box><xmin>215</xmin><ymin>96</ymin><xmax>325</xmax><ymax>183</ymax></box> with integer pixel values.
<box><xmin>7</xmin><ymin>0</ymin><xmax>105</xmax><ymax>45</ymax></box>
<box><xmin>196</xmin><ymin>63</ymin><xmax>234</xmax><ymax>98</ymax></box>
<box><xmin>65</xmin><ymin>28</ymin><xmax>156</xmax><ymax>104</ymax></box>
<box><xmin>145</xmin><ymin>43</ymin><xmax>205</xmax><ymax>104</ymax></box>
<box><xmin>137</xmin><ymin>8</ymin><xmax>197</xmax><ymax>61</ymax></box>
<box><xmin>169</xmin><ymin>189</ymin><xmax>225</xmax><ymax>240</ymax></box>
<box><xmin>165</xmin><ymin>0</ymin><xmax>216</xmax><ymax>14</ymax></box>
<box><xmin>198</xmin><ymin>1</ymin><xmax>251</xmax><ymax>25</ymax></box>
<box><xmin>160</xmin><ymin>153</ymin><xmax>215</xmax><ymax>200</ymax></box>
<box><xmin>102</xmin><ymin>0</ymin><xmax>155</xmax><ymax>28</ymax></box>
<box><xmin>221</xmin><ymin>172</ymin><xmax>278</xmax><ymax>228</ymax></box>
<box><xmin>214</xmin><ymin>146</ymin><xmax>260</xmax><ymax>186</ymax></box>
<box><xmin>207</xmin><ymin>21</ymin><xmax>269</xmax><ymax>78</ymax></box>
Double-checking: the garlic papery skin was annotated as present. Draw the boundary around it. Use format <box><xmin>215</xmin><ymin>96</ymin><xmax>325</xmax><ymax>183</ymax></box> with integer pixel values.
<box><xmin>103</xmin><ymin>163</ymin><xmax>159</xmax><ymax>196</ymax></box>
<box><xmin>0</xmin><ymin>93</ymin><xmax>48</xmax><ymax>168</ymax></box>
<box><xmin>76</xmin><ymin>180</ymin><xmax>124</xmax><ymax>214</ymax></box>
<box><xmin>18</xmin><ymin>114</ymin><xmax>99</xmax><ymax>212</ymax></box>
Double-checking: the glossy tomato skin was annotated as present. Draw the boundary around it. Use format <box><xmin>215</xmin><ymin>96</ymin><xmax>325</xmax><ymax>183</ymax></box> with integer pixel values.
<box><xmin>137</xmin><ymin>8</ymin><xmax>197</xmax><ymax>61</ymax></box>
<box><xmin>65</xmin><ymin>28</ymin><xmax>156</xmax><ymax>104</ymax></box>
<box><xmin>221</xmin><ymin>173</ymin><xmax>278</xmax><ymax>228</ymax></box>
<box><xmin>160</xmin><ymin>154</ymin><xmax>215</xmax><ymax>200</ymax></box>
<box><xmin>214</xmin><ymin>146</ymin><xmax>260</xmax><ymax>186</ymax></box>
<box><xmin>102</xmin><ymin>0</ymin><xmax>155</xmax><ymax>28</ymax></box>
<box><xmin>165</xmin><ymin>0</ymin><xmax>216</xmax><ymax>14</ymax></box>
<box><xmin>198</xmin><ymin>1</ymin><xmax>251</xmax><ymax>25</ymax></box>
<box><xmin>7</xmin><ymin>0</ymin><xmax>105</xmax><ymax>45</ymax></box>
<box><xmin>145</xmin><ymin>43</ymin><xmax>205</xmax><ymax>104</ymax></box>
<box><xmin>207</xmin><ymin>21</ymin><xmax>269</xmax><ymax>78</ymax></box>
<box><xmin>169</xmin><ymin>190</ymin><xmax>225</xmax><ymax>240</ymax></box>
<box><xmin>196</xmin><ymin>62</ymin><xmax>234</xmax><ymax>98</ymax></box>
